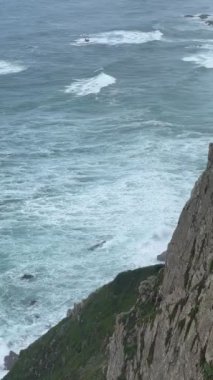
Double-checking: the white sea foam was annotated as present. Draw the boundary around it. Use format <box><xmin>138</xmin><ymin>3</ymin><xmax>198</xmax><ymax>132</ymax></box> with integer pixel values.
<box><xmin>72</xmin><ymin>30</ymin><xmax>163</xmax><ymax>46</ymax></box>
<box><xmin>183</xmin><ymin>39</ymin><xmax>213</xmax><ymax>68</ymax></box>
<box><xmin>183</xmin><ymin>51</ymin><xmax>213</xmax><ymax>68</ymax></box>
<box><xmin>0</xmin><ymin>60</ymin><xmax>26</xmax><ymax>75</ymax></box>
<box><xmin>0</xmin><ymin>340</ymin><xmax>9</xmax><ymax>379</ymax></box>
<box><xmin>64</xmin><ymin>72</ymin><xmax>116</xmax><ymax>96</ymax></box>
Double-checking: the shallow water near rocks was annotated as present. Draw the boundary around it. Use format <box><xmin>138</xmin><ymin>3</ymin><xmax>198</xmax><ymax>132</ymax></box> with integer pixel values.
<box><xmin>0</xmin><ymin>0</ymin><xmax>213</xmax><ymax>377</ymax></box>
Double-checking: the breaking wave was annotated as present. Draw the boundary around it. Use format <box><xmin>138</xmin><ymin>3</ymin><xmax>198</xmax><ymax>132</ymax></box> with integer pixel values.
<box><xmin>183</xmin><ymin>44</ymin><xmax>213</xmax><ymax>68</ymax></box>
<box><xmin>72</xmin><ymin>30</ymin><xmax>163</xmax><ymax>46</ymax></box>
<box><xmin>0</xmin><ymin>60</ymin><xmax>26</xmax><ymax>75</ymax></box>
<box><xmin>64</xmin><ymin>72</ymin><xmax>116</xmax><ymax>96</ymax></box>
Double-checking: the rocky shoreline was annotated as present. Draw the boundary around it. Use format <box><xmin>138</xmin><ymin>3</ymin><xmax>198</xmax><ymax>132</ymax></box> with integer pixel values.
<box><xmin>3</xmin><ymin>144</ymin><xmax>213</xmax><ymax>380</ymax></box>
<box><xmin>184</xmin><ymin>13</ymin><xmax>213</xmax><ymax>27</ymax></box>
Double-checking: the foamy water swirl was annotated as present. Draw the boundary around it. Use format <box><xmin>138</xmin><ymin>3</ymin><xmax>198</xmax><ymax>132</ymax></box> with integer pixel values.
<box><xmin>72</xmin><ymin>30</ymin><xmax>163</xmax><ymax>46</ymax></box>
<box><xmin>64</xmin><ymin>72</ymin><xmax>116</xmax><ymax>96</ymax></box>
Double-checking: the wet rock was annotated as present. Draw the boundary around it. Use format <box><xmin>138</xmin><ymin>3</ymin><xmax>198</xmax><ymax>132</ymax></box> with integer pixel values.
<box><xmin>206</xmin><ymin>20</ymin><xmax>213</xmax><ymax>26</ymax></box>
<box><xmin>157</xmin><ymin>250</ymin><xmax>167</xmax><ymax>262</ymax></box>
<box><xmin>29</xmin><ymin>300</ymin><xmax>37</xmax><ymax>306</ymax></box>
<box><xmin>4</xmin><ymin>351</ymin><xmax>19</xmax><ymax>371</ymax></box>
<box><xmin>199</xmin><ymin>14</ymin><xmax>210</xmax><ymax>20</ymax></box>
<box><xmin>20</xmin><ymin>274</ymin><xmax>34</xmax><ymax>280</ymax></box>
<box><xmin>88</xmin><ymin>240</ymin><xmax>106</xmax><ymax>251</ymax></box>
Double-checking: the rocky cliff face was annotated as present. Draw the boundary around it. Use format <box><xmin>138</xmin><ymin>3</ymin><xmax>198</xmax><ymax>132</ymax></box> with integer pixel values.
<box><xmin>4</xmin><ymin>145</ymin><xmax>213</xmax><ymax>380</ymax></box>
<box><xmin>106</xmin><ymin>144</ymin><xmax>213</xmax><ymax>380</ymax></box>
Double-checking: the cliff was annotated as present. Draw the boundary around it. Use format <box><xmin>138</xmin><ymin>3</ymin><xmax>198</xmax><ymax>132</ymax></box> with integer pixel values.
<box><xmin>106</xmin><ymin>143</ymin><xmax>213</xmax><ymax>380</ymax></box>
<box><xmin>4</xmin><ymin>144</ymin><xmax>213</xmax><ymax>380</ymax></box>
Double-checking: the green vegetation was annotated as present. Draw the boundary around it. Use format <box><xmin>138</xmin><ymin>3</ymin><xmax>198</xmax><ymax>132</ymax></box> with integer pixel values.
<box><xmin>138</xmin><ymin>301</ymin><xmax>156</xmax><ymax>322</ymax></box>
<box><xmin>203</xmin><ymin>362</ymin><xmax>213</xmax><ymax>379</ymax></box>
<box><xmin>124</xmin><ymin>340</ymin><xmax>137</xmax><ymax>360</ymax></box>
<box><xmin>5</xmin><ymin>265</ymin><xmax>163</xmax><ymax>380</ymax></box>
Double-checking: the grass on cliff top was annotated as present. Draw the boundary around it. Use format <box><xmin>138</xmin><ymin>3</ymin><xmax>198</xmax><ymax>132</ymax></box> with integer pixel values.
<box><xmin>4</xmin><ymin>264</ymin><xmax>163</xmax><ymax>380</ymax></box>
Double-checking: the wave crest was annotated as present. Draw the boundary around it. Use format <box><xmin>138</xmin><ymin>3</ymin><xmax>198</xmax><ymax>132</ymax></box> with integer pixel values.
<box><xmin>183</xmin><ymin>43</ymin><xmax>213</xmax><ymax>68</ymax></box>
<box><xmin>64</xmin><ymin>72</ymin><xmax>116</xmax><ymax>96</ymax></box>
<box><xmin>0</xmin><ymin>60</ymin><xmax>26</xmax><ymax>75</ymax></box>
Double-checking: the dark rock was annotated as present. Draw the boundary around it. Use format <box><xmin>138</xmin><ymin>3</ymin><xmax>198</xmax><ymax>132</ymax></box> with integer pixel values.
<box><xmin>157</xmin><ymin>251</ymin><xmax>167</xmax><ymax>262</ymax></box>
<box><xmin>29</xmin><ymin>300</ymin><xmax>37</xmax><ymax>306</ymax></box>
<box><xmin>4</xmin><ymin>351</ymin><xmax>19</xmax><ymax>371</ymax></box>
<box><xmin>67</xmin><ymin>308</ymin><xmax>72</xmax><ymax>317</ymax></box>
<box><xmin>88</xmin><ymin>240</ymin><xmax>106</xmax><ymax>251</ymax></box>
<box><xmin>20</xmin><ymin>274</ymin><xmax>34</xmax><ymax>280</ymax></box>
<box><xmin>206</xmin><ymin>20</ymin><xmax>213</xmax><ymax>26</ymax></box>
<box><xmin>199</xmin><ymin>14</ymin><xmax>210</xmax><ymax>20</ymax></box>
<box><xmin>208</xmin><ymin>142</ymin><xmax>213</xmax><ymax>168</ymax></box>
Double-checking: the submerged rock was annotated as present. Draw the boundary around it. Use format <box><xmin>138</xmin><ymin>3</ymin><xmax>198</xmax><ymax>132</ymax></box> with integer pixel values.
<box><xmin>4</xmin><ymin>351</ymin><xmax>18</xmax><ymax>371</ymax></box>
<box><xmin>206</xmin><ymin>20</ymin><xmax>213</xmax><ymax>26</ymax></box>
<box><xmin>20</xmin><ymin>274</ymin><xmax>34</xmax><ymax>281</ymax></box>
<box><xmin>29</xmin><ymin>300</ymin><xmax>37</xmax><ymax>306</ymax></box>
<box><xmin>199</xmin><ymin>14</ymin><xmax>210</xmax><ymax>20</ymax></box>
<box><xmin>88</xmin><ymin>240</ymin><xmax>106</xmax><ymax>251</ymax></box>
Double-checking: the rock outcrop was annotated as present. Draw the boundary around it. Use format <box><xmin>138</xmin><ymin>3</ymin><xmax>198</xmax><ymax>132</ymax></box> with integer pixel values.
<box><xmin>184</xmin><ymin>13</ymin><xmax>213</xmax><ymax>27</ymax></box>
<box><xmin>157</xmin><ymin>250</ymin><xmax>167</xmax><ymax>262</ymax></box>
<box><xmin>3</xmin><ymin>144</ymin><xmax>213</xmax><ymax>380</ymax></box>
<box><xmin>4</xmin><ymin>351</ymin><xmax>19</xmax><ymax>371</ymax></box>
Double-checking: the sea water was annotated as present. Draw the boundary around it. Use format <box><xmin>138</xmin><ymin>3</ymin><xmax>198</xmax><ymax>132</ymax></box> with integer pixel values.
<box><xmin>0</xmin><ymin>0</ymin><xmax>213</xmax><ymax>376</ymax></box>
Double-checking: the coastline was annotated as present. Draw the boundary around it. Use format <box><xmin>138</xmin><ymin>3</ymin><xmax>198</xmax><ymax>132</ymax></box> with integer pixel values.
<box><xmin>3</xmin><ymin>144</ymin><xmax>213</xmax><ymax>380</ymax></box>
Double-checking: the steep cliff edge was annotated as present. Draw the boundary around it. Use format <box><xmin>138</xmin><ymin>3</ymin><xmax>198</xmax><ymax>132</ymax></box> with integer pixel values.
<box><xmin>4</xmin><ymin>144</ymin><xmax>213</xmax><ymax>380</ymax></box>
<box><xmin>107</xmin><ymin>144</ymin><xmax>213</xmax><ymax>380</ymax></box>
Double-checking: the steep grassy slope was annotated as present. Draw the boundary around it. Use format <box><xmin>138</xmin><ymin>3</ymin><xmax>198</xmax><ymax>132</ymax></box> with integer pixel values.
<box><xmin>4</xmin><ymin>265</ymin><xmax>163</xmax><ymax>380</ymax></box>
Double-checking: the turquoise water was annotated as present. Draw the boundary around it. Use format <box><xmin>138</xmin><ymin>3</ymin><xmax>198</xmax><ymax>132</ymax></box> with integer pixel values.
<box><xmin>0</xmin><ymin>0</ymin><xmax>213</xmax><ymax>375</ymax></box>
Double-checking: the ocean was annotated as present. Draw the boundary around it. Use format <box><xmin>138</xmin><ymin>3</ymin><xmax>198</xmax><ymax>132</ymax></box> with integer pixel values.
<box><xmin>0</xmin><ymin>0</ymin><xmax>213</xmax><ymax>376</ymax></box>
